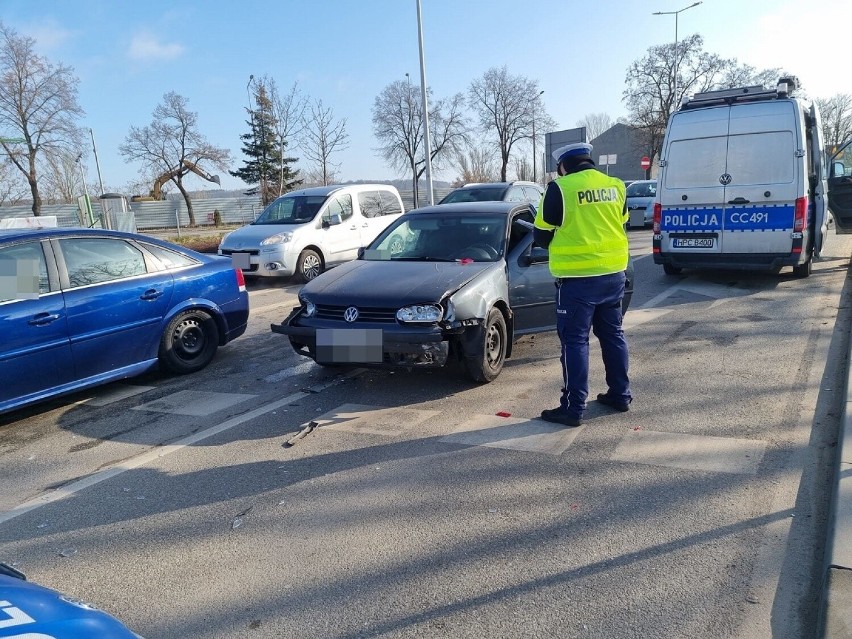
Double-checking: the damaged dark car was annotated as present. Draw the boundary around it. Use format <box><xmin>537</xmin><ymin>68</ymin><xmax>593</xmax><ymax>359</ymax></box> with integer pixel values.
<box><xmin>271</xmin><ymin>201</ymin><xmax>634</xmax><ymax>382</ymax></box>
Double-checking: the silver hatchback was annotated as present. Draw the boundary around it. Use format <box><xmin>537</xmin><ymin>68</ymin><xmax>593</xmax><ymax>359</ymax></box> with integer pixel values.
<box><xmin>626</xmin><ymin>180</ymin><xmax>657</xmax><ymax>228</ymax></box>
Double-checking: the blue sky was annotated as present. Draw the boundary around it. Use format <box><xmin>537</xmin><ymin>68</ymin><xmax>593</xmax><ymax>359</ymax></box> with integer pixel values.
<box><xmin>3</xmin><ymin>0</ymin><xmax>850</xmax><ymax>193</ymax></box>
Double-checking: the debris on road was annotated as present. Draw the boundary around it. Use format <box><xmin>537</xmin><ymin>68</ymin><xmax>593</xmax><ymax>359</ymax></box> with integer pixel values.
<box><xmin>232</xmin><ymin>506</ymin><xmax>253</xmax><ymax>530</ymax></box>
<box><xmin>283</xmin><ymin>421</ymin><xmax>318</xmax><ymax>448</ymax></box>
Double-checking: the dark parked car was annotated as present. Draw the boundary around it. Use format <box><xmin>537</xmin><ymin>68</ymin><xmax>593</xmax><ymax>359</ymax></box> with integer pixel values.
<box><xmin>0</xmin><ymin>563</ymin><xmax>141</xmax><ymax>637</ymax></box>
<box><xmin>272</xmin><ymin>202</ymin><xmax>633</xmax><ymax>382</ymax></box>
<box><xmin>439</xmin><ymin>181</ymin><xmax>544</xmax><ymax>206</ymax></box>
<box><xmin>0</xmin><ymin>227</ymin><xmax>249</xmax><ymax>414</ymax></box>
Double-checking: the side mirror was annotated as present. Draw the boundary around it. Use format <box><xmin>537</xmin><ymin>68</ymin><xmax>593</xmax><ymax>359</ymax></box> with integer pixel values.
<box><xmin>322</xmin><ymin>212</ymin><xmax>343</xmax><ymax>228</ymax></box>
<box><xmin>357</xmin><ymin>247</ymin><xmax>365</xmax><ymax>259</ymax></box>
<box><xmin>832</xmin><ymin>161</ymin><xmax>846</xmax><ymax>179</ymax></box>
<box><xmin>521</xmin><ymin>245</ymin><xmax>549</xmax><ymax>266</ymax></box>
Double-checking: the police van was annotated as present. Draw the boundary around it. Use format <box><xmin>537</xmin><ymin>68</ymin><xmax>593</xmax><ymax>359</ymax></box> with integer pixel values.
<box><xmin>652</xmin><ymin>76</ymin><xmax>852</xmax><ymax>277</ymax></box>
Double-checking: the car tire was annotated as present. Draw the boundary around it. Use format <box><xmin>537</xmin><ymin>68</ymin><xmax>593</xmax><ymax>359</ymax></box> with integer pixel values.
<box><xmin>663</xmin><ymin>263</ymin><xmax>682</xmax><ymax>275</ymax></box>
<box><xmin>297</xmin><ymin>249</ymin><xmax>323</xmax><ymax>282</ymax></box>
<box><xmin>159</xmin><ymin>310</ymin><xmax>220</xmax><ymax>374</ymax></box>
<box><xmin>464</xmin><ymin>307</ymin><xmax>507</xmax><ymax>383</ymax></box>
<box><xmin>792</xmin><ymin>259</ymin><xmax>812</xmax><ymax>278</ymax></box>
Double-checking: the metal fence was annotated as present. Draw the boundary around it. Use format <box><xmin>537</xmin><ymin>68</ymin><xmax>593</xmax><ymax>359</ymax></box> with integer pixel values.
<box><xmin>0</xmin><ymin>187</ymin><xmax>454</xmax><ymax>232</ymax></box>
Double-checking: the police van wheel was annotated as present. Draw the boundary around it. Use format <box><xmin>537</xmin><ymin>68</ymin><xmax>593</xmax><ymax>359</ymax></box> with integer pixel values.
<box><xmin>464</xmin><ymin>308</ymin><xmax>507</xmax><ymax>383</ymax></box>
<box><xmin>663</xmin><ymin>263</ymin><xmax>682</xmax><ymax>275</ymax></box>
<box><xmin>792</xmin><ymin>260</ymin><xmax>812</xmax><ymax>278</ymax></box>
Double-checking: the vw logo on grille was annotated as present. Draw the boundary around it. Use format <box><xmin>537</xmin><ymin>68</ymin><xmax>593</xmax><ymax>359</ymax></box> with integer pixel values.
<box><xmin>343</xmin><ymin>306</ymin><xmax>359</xmax><ymax>323</ymax></box>
<box><xmin>719</xmin><ymin>173</ymin><xmax>732</xmax><ymax>185</ymax></box>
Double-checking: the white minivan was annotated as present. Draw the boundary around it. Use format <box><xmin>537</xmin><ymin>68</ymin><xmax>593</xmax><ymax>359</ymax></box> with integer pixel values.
<box><xmin>653</xmin><ymin>77</ymin><xmax>850</xmax><ymax>277</ymax></box>
<box><xmin>219</xmin><ymin>184</ymin><xmax>404</xmax><ymax>281</ymax></box>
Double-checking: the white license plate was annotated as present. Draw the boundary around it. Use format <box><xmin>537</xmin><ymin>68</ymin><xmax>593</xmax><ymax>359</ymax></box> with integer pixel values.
<box><xmin>672</xmin><ymin>238</ymin><xmax>715</xmax><ymax>249</ymax></box>
<box><xmin>230</xmin><ymin>252</ymin><xmax>251</xmax><ymax>269</ymax></box>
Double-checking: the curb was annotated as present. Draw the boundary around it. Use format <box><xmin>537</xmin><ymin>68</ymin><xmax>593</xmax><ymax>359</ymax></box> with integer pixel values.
<box><xmin>821</xmin><ymin>311</ymin><xmax>852</xmax><ymax>637</ymax></box>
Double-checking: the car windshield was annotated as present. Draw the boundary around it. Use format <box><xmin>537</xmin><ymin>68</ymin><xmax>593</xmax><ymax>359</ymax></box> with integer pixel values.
<box><xmin>253</xmin><ymin>195</ymin><xmax>327</xmax><ymax>225</ymax></box>
<box><xmin>440</xmin><ymin>187</ymin><xmax>507</xmax><ymax>203</ymax></box>
<box><xmin>365</xmin><ymin>214</ymin><xmax>507</xmax><ymax>262</ymax></box>
<box><xmin>626</xmin><ymin>181</ymin><xmax>657</xmax><ymax>198</ymax></box>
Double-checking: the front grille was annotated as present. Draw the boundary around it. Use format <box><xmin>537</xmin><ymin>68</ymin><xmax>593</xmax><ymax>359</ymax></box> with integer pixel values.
<box><xmin>315</xmin><ymin>304</ymin><xmax>398</xmax><ymax>323</ymax></box>
<box><xmin>220</xmin><ymin>249</ymin><xmax>260</xmax><ymax>256</ymax></box>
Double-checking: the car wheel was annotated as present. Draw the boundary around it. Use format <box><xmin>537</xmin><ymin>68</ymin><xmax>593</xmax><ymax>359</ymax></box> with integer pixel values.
<box><xmin>297</xmin><ymin>249</ymin><xmax>323</xmax><ymax>282</ymax></box>
<box><xmin>464</xmin><ymin>307</ymin><xmax>507</xmax><ymax>383</ymax></box>
<box><xmin>663</xmin><ymin>263</ymin><xmax>682</xmax><ymax>275</ymax></box>
<box><xmin>389</xmin><ymin>234</ymin><xmax>405</xmax><ymax>255</ymax></box>
<box><xmin>792</xmin><ymin>259</ymin><xmax>812</xmax><ymax>278</ymax></box>
<box><xmin>159</xmin><ymin>310</ymin><xmax>220</xmax><ymax>374</ymax></box>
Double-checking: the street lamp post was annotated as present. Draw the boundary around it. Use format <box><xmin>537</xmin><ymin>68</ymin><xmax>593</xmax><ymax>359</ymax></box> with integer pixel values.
<box><xmin>532</xmin><ymin>90</ymin><xmax>544</xmax><ymax>184</ymax></box>
<box><xmin>653</xmin><ymin>2</ymin><xmax>702</xmax><ymax>109</ymax></box>
<box><xmin>416</xmin><ymin>0</ymin><xmax>434</xmax><ymax>205</ymax></box>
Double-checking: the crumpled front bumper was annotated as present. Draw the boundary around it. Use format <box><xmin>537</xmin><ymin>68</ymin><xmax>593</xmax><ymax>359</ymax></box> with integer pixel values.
<box><xmin>271</xmin><ymin>307</ymin><xmax>452</xmax><ymax>368</ymax></box>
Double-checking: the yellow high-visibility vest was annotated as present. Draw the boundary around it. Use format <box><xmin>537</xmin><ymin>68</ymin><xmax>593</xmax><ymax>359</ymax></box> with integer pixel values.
<box><xmin>535</xmin><ymin>170</ymin><xmax>628</xmax><ymax>277</ymax></box>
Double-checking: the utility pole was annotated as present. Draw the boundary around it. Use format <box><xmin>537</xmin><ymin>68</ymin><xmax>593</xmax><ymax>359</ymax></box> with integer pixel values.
<box><xmin>89</xmin><ymin>128</ymin><xmax>105</xmax><ymax>196</ymax></box>
<box><xmin>416</xmin><ymin>0</ymin><xmax>434</xmax><ymax>205</ymax></box>
<box><xmin>653</xmin><ymin>2</ymin><xmax>702</xmax><ymax>110</ymax></box>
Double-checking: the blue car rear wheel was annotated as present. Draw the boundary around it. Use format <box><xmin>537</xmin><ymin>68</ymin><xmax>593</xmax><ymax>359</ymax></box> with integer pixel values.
<box><xmin>160</xmin><ymin>309</ymin><xmax>220</xmax><ymax>374</ymax></box>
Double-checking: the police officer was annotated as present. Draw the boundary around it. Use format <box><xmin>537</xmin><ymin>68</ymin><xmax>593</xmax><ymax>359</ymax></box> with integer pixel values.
<box><xmin>533</xmin><ymin>142</ymin><xmax>632</xmax><ymax>427</ymax></box>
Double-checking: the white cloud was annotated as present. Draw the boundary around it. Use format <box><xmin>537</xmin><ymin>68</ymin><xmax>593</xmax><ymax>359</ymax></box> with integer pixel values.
<box><xmin>21</xmin><ymin>20</ymin><xmax>73</xmax><ymax>52</ymax></box>
<box><xmin>127</xmin><ymin>33</ymin><xmax>185</xmax><ymax>61</ymax></box>
<box><xmin>742</xmin><ymin>0</ymin><xmax>852</xmax><ymax>97</ymax></box>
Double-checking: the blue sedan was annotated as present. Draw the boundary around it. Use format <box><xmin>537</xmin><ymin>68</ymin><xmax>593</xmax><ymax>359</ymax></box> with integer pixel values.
<box><xmin>0</xmin><ymin>227</ymin><xmax>249</xmax><ymax>414</ymax></box>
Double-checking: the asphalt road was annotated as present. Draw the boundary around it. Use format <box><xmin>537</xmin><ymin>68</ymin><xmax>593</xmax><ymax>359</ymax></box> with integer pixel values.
<box><xmin>1</xmin><ymin>228</ymin><xmax>851</xmax><ymax>638</ymax></box>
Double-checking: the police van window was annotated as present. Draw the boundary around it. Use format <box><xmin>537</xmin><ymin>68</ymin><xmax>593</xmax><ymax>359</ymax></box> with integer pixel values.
<box><xmin>664</xmin><ymin>137</ymin><xmax>728</xmax><ymax>189</ymax></box>
<box><xmin>725</xmin><ymin>132</ymin><xmax>795</xmax><ymax>186</ymax></box>
<box><xmin>0</xmin><ymin>242</ymin><xmax>50</xmax><ymax>302</ymax></box>
<box><xmin>327</xmin><ymin>194</ymin><xmax>353</xmax><ymax>221</ymax></box>
<box><xmin>505</xmin><ymin>187</ymin><xmax>525</xmax><ymax>202</ymax></box>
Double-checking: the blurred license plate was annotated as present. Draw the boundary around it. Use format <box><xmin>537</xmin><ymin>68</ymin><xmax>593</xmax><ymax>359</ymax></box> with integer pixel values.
<box><xmin>231</xmin><ymin>252</ymin><xmax>251</xmax><ymax>269</ymax></box>
<box><xmin>672</xmin><ymin>238</ymin><xmax>715</xmax><ymax>249</ymax></box>
<box><xmin>316</xmin><ymin>328</ymin><xmax>383</xmax><ymax>363</ymax></box>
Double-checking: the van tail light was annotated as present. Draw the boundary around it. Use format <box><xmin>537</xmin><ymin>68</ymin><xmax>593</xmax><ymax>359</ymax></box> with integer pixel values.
<box><xmin>794</xmin><ymin>196</ymin><xmax>808</xmax><ymax>232</ymax></box>
<box><xmin>234</xmin><ymin>268</ymin><xmax>246</xmax><ymax>291</ymax></box>
<box><xmin>653</xmin><ymin>202</ymin><xmax>662</xmax><ymax>234</ymax></box>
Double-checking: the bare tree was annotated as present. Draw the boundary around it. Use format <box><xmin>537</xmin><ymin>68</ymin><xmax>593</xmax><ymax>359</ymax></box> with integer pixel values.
<box><xmin>300</xmin><ymin>99</ymin><xmax>349</xmax><ymax>186</ymax></box>
<box><xmin>450</xmin><ymin>143</ymin><xmax>498</xmax><ymax>185</ymax></box>
<box><xmin>576</xmin><ymin>113</ymin><xmax>614</xmax><ymax>141</ymax></box>
<box><xmin>513</xmin><ymin>156</ymin><xmax>533</xmax><ymax>182</ymax></box>
<box><xmin>268</xmin><ymin>77</ymin><xmax>307</xmax><ymax>197</ymax></box>
<box><xmin>468</xmin><ymin>66</ymin><xmax>551</xmax><ymax>181</ymax></box>
<box><xmin>816</xmin><ymin>94</ymin><xmax>852</xmax><ymax>153</ymax></box>
<box><xmin>0</xmin><ymin>156</ymin><xmax>28</xmax><ymax>205</ymax></box>
<box><xmin>0</xmin><ymin>22</ymin><xmax>84</xmax><ymax>215</ymax></box>
<box><xmin>623</xmin><ymin>34</ymin><xmax>778</xmax><ymax>172</ymax></box>
<box><xmin>120</xmin><ymin>92</ymin><xmax>231</xmax><ymax>225</ymax></box>
<box><xmin>40</xmin><ymin>151</ymin><xmax>87</xmax><ymax>204</ymax></box>
<box><xmin>372</xmin><ymin>79</ymin><xmax>468</xmax><ymax>206</ymax></box>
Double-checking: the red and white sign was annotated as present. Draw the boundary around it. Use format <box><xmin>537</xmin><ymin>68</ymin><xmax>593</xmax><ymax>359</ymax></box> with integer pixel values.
<box><xmin>640</xmin><ymin>156</ymin><xmax>651</xmax><ymax>170</ymax></box>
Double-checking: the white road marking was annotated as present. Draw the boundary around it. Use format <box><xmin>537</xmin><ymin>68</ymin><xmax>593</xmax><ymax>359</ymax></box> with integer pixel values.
<box><xmin>440</xmin><ymin>414</ymin><xmax>583</xmax><ymax>455</ymax></box>
<box><xmin>264</xmin><ymin>360</ymin><xmax>316</xmax><ymax>382</ymax></box>
<box><xmin>611</xmin><ymin>430</ymin><xmax>766</xmax><ymax>475</ymax></box>
<box><xmin>312</xmin><ymin>403</ymin><xmax>441</xmax><ymax>437</ymax></box>
<box><xmin>132</xmin><ymin>390</ymin><xmax>256</xmax><ymax>416</ymax></box>
<box><xmin>0</xmin><ymin>371</ymin><xmax>362</xmax><ymax>527</ymax></box>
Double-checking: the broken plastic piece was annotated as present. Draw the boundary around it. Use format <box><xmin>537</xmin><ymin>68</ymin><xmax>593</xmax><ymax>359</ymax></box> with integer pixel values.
<box><xmin>58</xmin><ymin>548</ymin><xmax>77</xmax><ymax>558</ymax></box>
<box><xmin>496</xmin><ymin>411</ymin><xmax>511</xmax><ymax>417</ymax></box>
<box><xmin>283</xmin><ymin>421</ymin><xmax>318</xmax><ymax>448</ymax></box>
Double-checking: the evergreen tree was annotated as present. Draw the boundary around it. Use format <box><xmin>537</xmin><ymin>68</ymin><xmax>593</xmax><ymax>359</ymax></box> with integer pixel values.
<box><xmin>231</xmin><ymin>81</ymin><xmax>301</xmax><ymax>205</ymax></box>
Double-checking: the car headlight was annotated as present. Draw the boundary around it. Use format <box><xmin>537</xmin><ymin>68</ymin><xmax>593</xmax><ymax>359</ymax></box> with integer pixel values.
<box><xmin>397</xmin><ymin>304</ymin><xmax>443</xmax><ymax>323</ymax></box>
<box><xmin>299</xmin><ymin>294</ymin><xmax>316</xmax><ymax>317</ymax></box>
<box><xmin>260</xmin><ymin>232</ymin><xmax>293</xmax><ymax>246</ymax></box>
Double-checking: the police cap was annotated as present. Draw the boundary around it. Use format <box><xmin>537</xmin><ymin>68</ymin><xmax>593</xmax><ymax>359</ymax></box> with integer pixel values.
<box><xmin>552</xmin><ymin>142</ymin><xmax>593</xmax><ymax>164</ymax></box>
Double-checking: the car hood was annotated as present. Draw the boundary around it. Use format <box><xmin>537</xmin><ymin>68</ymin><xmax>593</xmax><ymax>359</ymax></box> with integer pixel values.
<box><xmin>303</xmin><ymin>259</ymin><xmax>498</xmax><ymax>306</ymax></box>
<box><xmin>0</xmin><ymin>575</ymin><xmax>139</xmax><ymax>637</ymax></box>
<box><xmin>220</xmin><ymin>223</ymin><xmax>307</xmax><ymax>249</ymax></box>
